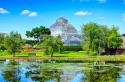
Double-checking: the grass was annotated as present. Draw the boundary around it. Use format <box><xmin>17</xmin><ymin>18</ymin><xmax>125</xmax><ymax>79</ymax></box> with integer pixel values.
<box><xmin>0</xmin><ymin>51</ymin><xmax>125</xmax><ymax>62</ymax></box>
<box><xmin>0</xmin><ymin>51</ymin><xmax>10</xmax><ymax>56</ymax></box>
<box><xmin>15</xmin><ymin>51</ymin><xmax>44</xmax><ymax>57</ymax></box>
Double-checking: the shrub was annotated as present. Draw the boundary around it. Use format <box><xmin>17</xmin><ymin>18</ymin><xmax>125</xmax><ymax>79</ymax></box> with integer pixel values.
<box><xmin>64</xmin><ymin>46</ymin><xmax>82</xmax><ymax>51</ymax></box>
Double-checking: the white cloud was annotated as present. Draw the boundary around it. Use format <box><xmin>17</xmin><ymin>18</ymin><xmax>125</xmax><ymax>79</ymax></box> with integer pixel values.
<box><xmin>0</xmin><ymin>8</ymin><xmax>9</xmax><ymax>14</ymax></box>
<box><xmin>74</xmin><ymin>11</ymin><xmax>92</xmax><ymax>16</ymax></box>
<box><xmin>21</xmin><ymin>10</ymin><xmax>38</xmax><ymax>17</ymax></box>
<box><xmin>97</xmin><ymin>0</ymin><xmax>107</xmax><ymax>3</ymax></box>
<box><xmin>29</xmin><ymin>12</ymin><xmax>37</xmax><ymax>17</ymax></box>
<box><xmin>21</xmin><ymin>10</ymin><xmax>30</xmax><ymax>14</ymax></box>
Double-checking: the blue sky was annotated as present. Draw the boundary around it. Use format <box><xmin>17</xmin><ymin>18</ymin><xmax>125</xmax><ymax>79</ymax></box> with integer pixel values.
<box><xmin>0</xmin><ymin>0</ymin><xmax>125</xmax><ymax>38</ymax></box>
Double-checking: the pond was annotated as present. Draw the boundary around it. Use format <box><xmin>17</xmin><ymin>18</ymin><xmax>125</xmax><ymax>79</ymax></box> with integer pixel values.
<box><xmin>0</xmin><ymin>59</ymin><xmax>125</xmax><ymax>82</ymax></box>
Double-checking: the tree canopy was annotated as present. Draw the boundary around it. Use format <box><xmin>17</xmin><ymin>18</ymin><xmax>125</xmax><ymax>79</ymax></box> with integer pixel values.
<box><xmin>0</xmin><ymin>32</ymin><xmax>6</xmax><ymax>50</ymax></box>
<box><xmin>3</xmin><ymin>31</ymin><xmax>22</xmax><ymax>56</ymax></box>
<box><xmin>25</xmin><ymin>26</ymin><xmax>51</xmax><ymax>42</ymax></box>
<box><xmin>82</xmin><ymin>22</ymin><xmax>123</xmax><ymax>55</ymax></box>
<box><xmin>41</xmin><ymin>35</ymin><xmax>63</xmax><ymax>57</ymax></box>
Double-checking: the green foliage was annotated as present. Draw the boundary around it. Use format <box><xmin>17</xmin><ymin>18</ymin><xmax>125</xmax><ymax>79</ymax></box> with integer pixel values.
<box><xmin>64</xmin><ymin>46</ymin><xmax>82</xmax><ymax>51</ymax></box>
<box><xmin>54</xmin><ymin>35</ymin><xmax>64</xmax><ymax>53</ymax></box>
<box><xmin>0</xmin><ymin>44</ymin><xmax>6</xmax><ymax>51</ymax></box>
<box><xmin>3</xmin><ymin>31</ymin><xmax>22</xmax><ymax>56</ymax></box>
<box><xmin>25</xmin><ymin>40</ymin><xmax>39</xmax><ymax>48</ymax></box>
<box><xmin>0</xmin><ymin>32</ymin><xmax>6</xmax><ymax>51</ymax></box>
<box><xmin>42</xmin><ymin>35</ymin><xmax>54</xmax><ymax>56</ymax></box>
<box><xmin>41</xmin><ymin>35</ymin><xmax>64</xmax><ymax>57</ymax></box>
<box><xmin>0</xmin><ymin>32</ymin><xmax>6</xmax><ymax>43</ymax></box>
<box><xmin>107</xmin><ymin>26</ymin><xmax>123</xmax><ymax>49</ymax></box>
<box><xmin>25</xmin><ymin>26</ymin><xmax>51</xmax><ymax>41</ymax></box>
<box><xmin>82</xmin><ymin>22</ymin><xmax>122</xmax><ymax>55</ymax></box>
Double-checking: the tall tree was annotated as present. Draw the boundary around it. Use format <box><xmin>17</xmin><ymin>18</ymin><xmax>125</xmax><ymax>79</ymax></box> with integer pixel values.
<box><xmin>55</xmin><ymin>35</ymin><xmax>64</xmax><ymax>54</ymax></box>
<box><xmin>82</xmin><ymin>22</ymin><xmax>122</xmax><ymax>55</ymax></box>
<box><xmin>0</xmin><ymin>32</ymin><xmax>6</xmax><ymax>50</ymax></box>
<box><xmin>3</xmin><ymin>31</ymin><xmax>22</xmax><ymax>56</ymax></box>
<box><xmin>105</xmin><ymin>26</ymin><xmax>123</xmax><ymax>54</ymax></box>
<box><xmin>82</xmin><ymin>22</ymin><xmax>99</xmax><ymax>55</ymax></box>
<box><xmin>0</xmin><ymin>32</ymin><xmax>6</xmax><ymax>43</ymax></box>
<box><xmin>41</xmin><ymin>35</ymin><xmax>55</xmax><ymax>57</ymax></box>
<box><xmin>25</xmin><ymin>26</ymin><xmax>51</xmax><ymax>42</ymax></box>
<box><xmin>41</xmin><ymin>35</ymin><xmax>63</xmax><ymax>57</ymax></box>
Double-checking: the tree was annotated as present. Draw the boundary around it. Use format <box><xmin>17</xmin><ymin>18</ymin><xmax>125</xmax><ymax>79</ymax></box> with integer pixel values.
<box><xmin>25</xmin><ymin>26</ymin><xmax>51</xmax><ymax>42</ymax></box>
<box><xmin>41</xmin><ymin>35</ymin><xmax>63</xmax><ymax>57</ymax></box>
<box><xmin>3</xmin><ymin>31</ymin><xmax>22</xmax><ymax>56</ymax></box>
<box><xmin>0</xmin><ymin>32</ymin><xmax>5</xmax><ymax>43</ymax></box>
<box><xmin>55</xmin><ymin>35</ymin><xmax>64</xmax><ymax>54</ymax></box>
<box><xmin>105</xmin><ymin>26</ymin><xmax>123</xmax><ymax>54</ymax></box>
<box><xmin>82</xmin><ymin>22</ymin><xmax>122</xmax><ymax>55</ymax></box>
<box><xmin>82</xmin><ymin>22</ymin><xmax>99</xmax><ymax>55</ymax></box>
<box><xmin>0</xmin><ymin>32</ymin><xmax>6</xmax><ymax>50</ymax></box>
<box><xmin>41</xmin><ymin>35</ymin><xmax>55</xmax><ymax>57</ymax></box>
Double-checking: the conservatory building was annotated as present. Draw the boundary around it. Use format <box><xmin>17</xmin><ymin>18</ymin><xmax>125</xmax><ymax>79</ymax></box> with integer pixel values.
<box><xmin>49</xmin><ymin>17</ymin><xmax>82</xmax><ymax>46</ymax></box>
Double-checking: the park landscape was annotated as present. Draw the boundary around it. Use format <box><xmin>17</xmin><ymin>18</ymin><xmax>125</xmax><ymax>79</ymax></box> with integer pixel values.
<box><xmin>1</xmin><ymin>0</ymin><xmax>125</xmax><ymax>82</ymax></box>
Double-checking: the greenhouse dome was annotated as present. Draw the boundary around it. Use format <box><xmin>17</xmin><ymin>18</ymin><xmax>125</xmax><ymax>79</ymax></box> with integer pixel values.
<box><xmin>49</xmin><ymin>17</ymin><xmax>82</xmax><ymax>46</ymax></box>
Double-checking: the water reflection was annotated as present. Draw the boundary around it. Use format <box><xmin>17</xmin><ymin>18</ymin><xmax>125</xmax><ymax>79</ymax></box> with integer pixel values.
<box><xmin>0</xmin><ymin>59</ymin><xmax>125</xmax><ymax>82</ymax></box>
<box><xmin>2</xmin><ymin>60</ymin><xmax>21</xmax><ymax>82</ymax></box>
<box><xmin>84</xmin><ymin>65</ymin><xmax>121</xmax><ymax>82</ymax></box>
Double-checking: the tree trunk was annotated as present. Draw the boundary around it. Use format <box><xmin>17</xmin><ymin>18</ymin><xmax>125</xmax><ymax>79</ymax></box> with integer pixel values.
<box><xmin>12</xmin><ymin>53</ymin><xmax>15</xmax><ymax>57</ymax></box>
<box><xmin>51</xmin><ymin>52</ymin><xmax>53</xmax><ymax>57</ymax></box>
<box><xmin>97</xmin><ymin>49</ymin><xmax>101</xmax><ymax>56</ymax></box>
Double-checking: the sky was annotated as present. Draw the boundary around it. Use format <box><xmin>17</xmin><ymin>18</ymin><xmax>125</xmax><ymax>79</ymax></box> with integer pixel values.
<box><xmin>0</xmin><ymin>0</ymin><xmax>125</xmax><ymax>38</ymax></box>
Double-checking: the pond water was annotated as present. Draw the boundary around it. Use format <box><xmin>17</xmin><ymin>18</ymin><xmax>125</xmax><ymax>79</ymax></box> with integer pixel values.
<box><xmin>0</xmin><ymin>59</ymin><xmax>125</xmax><ymax>82</ymax></box>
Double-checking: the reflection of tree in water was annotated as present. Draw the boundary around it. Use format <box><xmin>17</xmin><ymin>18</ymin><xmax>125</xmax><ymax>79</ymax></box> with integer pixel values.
<box><xmin>25</xmin><ymin>63</ymin><xmax>62</xmax><ymax>82</ymax></box>
<box><xmin>84</xmin><ymin>65</ymin><xmax>122</xmax><ymax>82</ymax></box>
<box><xmin>2</xmin><ymin>60</ymin><xmax>21</xmax><ymax>82</ymax></box>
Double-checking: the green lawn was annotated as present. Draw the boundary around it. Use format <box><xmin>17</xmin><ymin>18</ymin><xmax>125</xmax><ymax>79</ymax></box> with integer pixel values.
<box><xmin>0</xmin><ymin>51</ymin><xmax>89</xmax><ymax>57</ymax></box>
<box><xmin>0</xmin><ymin>51</ymin><xmax>125</xmax><ymax>62</ymax></box>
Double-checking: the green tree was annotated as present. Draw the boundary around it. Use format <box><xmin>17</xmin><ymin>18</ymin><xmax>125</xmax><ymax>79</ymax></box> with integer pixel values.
<box><xmin>41</xmin><ymin>35</ymin><xmax>63</xmax><ymax>57</ymax></box>
<box><xmin>82</xmin><ymin>22</ymin><xmax>122</xmax><ymax>55</ymax></box>
<box><xmin>3</xmin><ymin>31</ymin><xmax>22</xmax><ymax>56</ymax></box>
<box><xmin>0</xmin><ymin>32</ymin><xmax>6</xmax><ymax>50</ymax></box>
<box><xmin>0</xmin><ymin>32</ymin><xmax>5</xmax><ymax>43</ymax></box>
<box><xmin>105</xmin><ymin>26</ymin><xmax>123</xmax><ymax>54</ymax></box>
<box><xmin>41</xmin><ymin>35</ymin><xmax>55</xmax><ymax>57</ymax></box>
<box><xmin>25</xmin><ymin>26</ymin><xmax>51</xmax><ymax>42</ymax></box>
<box><xmin>55</xmin><ymin>35</ymin><xmax>64</xmax><ymax>54</ymax></box>
<box><xmin>82</xmin><ymin>22</ymin><xmax>99</xmax><ymax>55</ymax></box>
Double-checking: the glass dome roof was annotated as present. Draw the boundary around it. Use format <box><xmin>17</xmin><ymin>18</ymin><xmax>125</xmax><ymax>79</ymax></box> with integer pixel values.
<box><xmin>49</xmin><ymin>17</ymin><xmax>82</xmax><ymax>46</ymax></box>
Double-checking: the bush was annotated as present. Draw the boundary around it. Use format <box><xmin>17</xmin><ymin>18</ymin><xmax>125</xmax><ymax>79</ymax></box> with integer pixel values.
<box><xmin>0</xmin><ymin>44</ymin><xmax>6</xmax><ymax>51</ymax></box>
<box><xmin>90</xmin><ymin>51</ymin><xmax>97</xmax><ymax>56</ymax></box>
<box><xmin>84</xmin><ymin>51</ymin><xmax>97</xmax><ymax>56</ymax></box>
<box><xmin>64</xmin><ymin>46</ymin><xmax>82</xmax><ymax>51</ymax></box>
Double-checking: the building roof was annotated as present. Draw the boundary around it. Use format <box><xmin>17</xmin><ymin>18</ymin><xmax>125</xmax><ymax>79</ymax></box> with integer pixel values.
<box><xmin>49</xmin><ymin>17</ymin><xmax>82</xmax><ymax>46</ymax></box>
